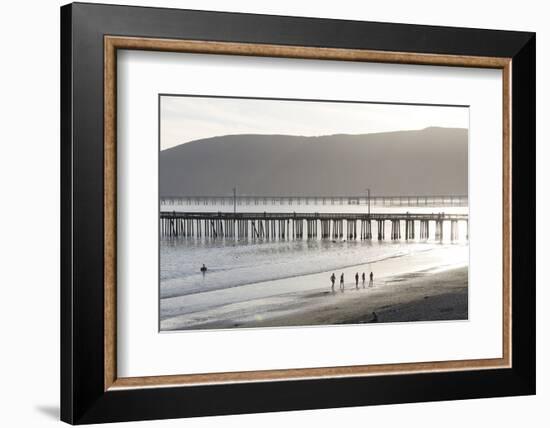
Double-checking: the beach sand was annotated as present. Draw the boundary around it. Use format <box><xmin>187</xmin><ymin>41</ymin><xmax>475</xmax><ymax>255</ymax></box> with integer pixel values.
<box><xmin>248</xmin><ymin>266</ymin><xmax>467</xmax><ymax>327</ymax></box>
<box><xmin>161</xmin><ymin>265</ymin><xmax>467</xmax><ymax>330</ymax></box>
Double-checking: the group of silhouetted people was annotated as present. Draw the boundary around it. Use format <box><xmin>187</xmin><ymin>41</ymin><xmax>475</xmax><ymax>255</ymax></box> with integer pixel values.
<box><xmin>331</xmin><ymin>271</ymin><xmax>373</xmax><ymax>291</ymax></box>
<box><xmin>200</xmin><ymin>262</ymin><xmax>374</xmax><ymax>292</ymax></box>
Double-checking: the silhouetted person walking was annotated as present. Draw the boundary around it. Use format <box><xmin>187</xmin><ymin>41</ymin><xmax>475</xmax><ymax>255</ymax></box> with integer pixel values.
<box><xmin>369</xmin><ymin>271</ymin><xmax>374</xmax><ymax>287</ymax></box>
<box><xmin>362</xmin><ymin>272</ymin><xmax>366</xmax><ymax>288</ymax></box>
<box><xmin>330</xmin><ymin>273</ymin><xmax>336</xmax><ymax>291</ymax></box>
<box><xmin>340</xmin><ymin>273</ymin><xmax>345</xmax><ymax>290</ymax></box>
<box><xmin>371</xmin><ymin>311</ymin><xmax>378</xmax><ymax>323</ymax></box>
<box><xmin>355</xmin><ymin>272</ymin><xmax>359</xmax><ymax>289</ymax></box>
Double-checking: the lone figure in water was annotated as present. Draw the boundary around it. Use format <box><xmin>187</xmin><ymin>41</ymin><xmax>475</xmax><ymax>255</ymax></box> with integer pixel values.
<box><xmin>371</xmin><ymin>311</ymin><xmax>378</xmax><ymax>323</ymax></box>
<box><xmin>330</xmin><ymin>273</ymin><xmax>336</xmax><ymax>291</ymax></box>
<box><xmin>362</xmin><ymin>272</ymin><xmax>366</xmax><ymax>288</ymax></box>
<box><xmin>369</xmin><ymin>271</ymin><xmax>374</xmax><ymax>287</ymax></box>
<box><xmin>340</xmin><ymin>273</ymin><xmax>345</xmax><ymax>290</ymax></box>
<box><xmin>355</xmin><ymin>272</ymin><xmax>359</xmax><ymax>289</ymax></box>
<box><xmin>200</xmin><ymin>264</ymin><xmax>207</xmax><ymax>274</ymax></box>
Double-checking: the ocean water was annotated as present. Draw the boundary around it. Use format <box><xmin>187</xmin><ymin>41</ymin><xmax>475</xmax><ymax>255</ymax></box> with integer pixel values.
<box><xmin>160</xmin><ymin>203</ymin><xmax>468</xmax><ymax>304</ymax></box>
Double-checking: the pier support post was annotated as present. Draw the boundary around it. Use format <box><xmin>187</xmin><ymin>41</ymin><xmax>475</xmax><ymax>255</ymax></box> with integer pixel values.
<box><xmin>420</xmin><ymin>220</ymin><xmax>429</xmax><ymax>240</ymax></box>
<box><xmin>399</xmin><ymin>220</ymin><xmax>401</xmax><ymax>239</ymax></box>
<box><xmin>377</xmin><ymin>220</ymin><xmax>385</xmax><ymax>240</ymax></box>
<box><xmin>450</xmin><ymin>220</ymin><xmax>458</xmax><ymax>242</ymax></box>
<box><xmin>391</xmin><ymin>220</ymin><xmax>401</xmax><ymax>240</ymax></box>
<box><xmin>435</xmin><ymin>220</ymin><xmax>443</xmax><ymax>242</ymax></box>
<box><xmin>367</xmin><ymin>220</ymin><xmax>372</xmax><ymax>240</ymax></box>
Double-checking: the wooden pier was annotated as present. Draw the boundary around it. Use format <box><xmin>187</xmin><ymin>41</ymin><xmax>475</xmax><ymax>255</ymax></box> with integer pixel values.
<box><xmin>160</xmin><ymin>211</ymin><xmax>468</xmax><ymax>242</ymax></box>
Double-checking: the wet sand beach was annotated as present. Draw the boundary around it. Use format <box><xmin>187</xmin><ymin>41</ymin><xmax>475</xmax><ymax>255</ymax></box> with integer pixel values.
<box><xmin>247</xmin><ymin>266</ymin><xmax>467</xmax><ymax>328</ymax></box>
<box><xmin>161</xmin><ymin>262</ymin><xmax>468</xmax><ymax>331</ymax></box>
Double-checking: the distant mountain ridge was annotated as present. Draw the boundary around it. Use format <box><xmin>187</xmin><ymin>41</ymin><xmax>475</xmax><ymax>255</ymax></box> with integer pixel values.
<box><xmin>160</xmin><ymin>127</ymin><xmax>468</xmax><ymax>197</ymax></box>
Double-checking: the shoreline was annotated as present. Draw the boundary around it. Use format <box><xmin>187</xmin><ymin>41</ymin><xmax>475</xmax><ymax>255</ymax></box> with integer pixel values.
<box><xmin>161</xmin><ymin>263</ymin><xmax>468</xmax><ymax>331</ymax></box>
<box><xmin>161</xmin><ymin>246</ymin><xmax>418</xmax><ymax>300</ymax></box>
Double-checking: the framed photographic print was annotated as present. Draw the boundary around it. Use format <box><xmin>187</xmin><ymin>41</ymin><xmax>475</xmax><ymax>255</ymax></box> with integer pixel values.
<box><xmin>61</xmin><ymin>2</ymin><xmax>535</xmax><ymax>424</ymax></box>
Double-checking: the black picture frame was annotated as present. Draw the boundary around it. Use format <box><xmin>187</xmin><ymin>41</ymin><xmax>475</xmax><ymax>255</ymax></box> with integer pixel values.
<box><xmin>61</xmin><ymin>2</ymin><xmax>535</xmax><ymax>424</ymax></box>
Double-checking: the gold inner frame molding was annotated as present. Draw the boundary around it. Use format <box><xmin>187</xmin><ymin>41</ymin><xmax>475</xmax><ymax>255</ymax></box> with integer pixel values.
<box><xmin>104</xmin><ymin>35</ymin><xmax>512</xmax><ymax>391</ymax></box>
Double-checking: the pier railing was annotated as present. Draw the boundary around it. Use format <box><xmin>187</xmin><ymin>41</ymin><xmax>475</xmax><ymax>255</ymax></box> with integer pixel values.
<box><xmin>160</xmin><ymin>194</ymin><xmax>468</xmax><ymax>207</ymax></box>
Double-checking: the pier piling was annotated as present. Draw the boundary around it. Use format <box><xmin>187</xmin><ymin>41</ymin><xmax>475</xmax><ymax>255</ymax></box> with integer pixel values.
<box><xmin>160</xmin><ymin>211</ymin><xmax>467</xmax><ymax>243</ymax></box>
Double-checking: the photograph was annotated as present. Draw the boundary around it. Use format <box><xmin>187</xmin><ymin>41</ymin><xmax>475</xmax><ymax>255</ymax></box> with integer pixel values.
<box><xmin>159</xmin><ymin>95</ymin><xmax>469</xmax><ymax>331</ymax></box>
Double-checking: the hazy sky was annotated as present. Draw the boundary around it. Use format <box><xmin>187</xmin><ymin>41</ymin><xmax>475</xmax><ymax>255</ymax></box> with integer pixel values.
<box><xmin>160</xmin><ymin>95</ymin><xmax>468</xmax><ymax>150</ymax></box>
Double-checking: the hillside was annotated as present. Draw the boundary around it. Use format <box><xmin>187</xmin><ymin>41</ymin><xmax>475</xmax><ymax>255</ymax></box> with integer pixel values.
<box><xmin>159</xmin><ymin>127</ymin><xmax>468</xmax><ymax>197</ymax></box>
